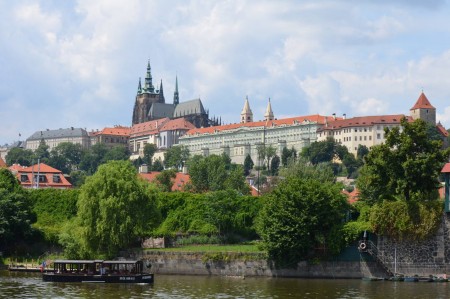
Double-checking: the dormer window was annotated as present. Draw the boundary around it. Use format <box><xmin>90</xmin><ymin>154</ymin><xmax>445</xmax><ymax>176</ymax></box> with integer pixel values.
<box><xmin>20</xmin><ymin>174</ymin><xmax>29</xmax><ymax>182</ymax></box>
<box><xmin>53</xmin><ymin>174</ymin><xmax>61</xmax><ymax>183</ymax></box>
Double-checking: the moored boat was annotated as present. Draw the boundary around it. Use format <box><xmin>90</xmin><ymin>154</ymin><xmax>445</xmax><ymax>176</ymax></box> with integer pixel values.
<box><xmin>42</xmin><ymin>260</ymin><xmax>153</xmax><ymax>283</ymax></box>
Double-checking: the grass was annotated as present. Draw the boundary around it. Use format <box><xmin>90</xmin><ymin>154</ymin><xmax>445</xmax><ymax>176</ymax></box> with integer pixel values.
<box><xmin>143</xmin><ymin>244</ymin><xmax>263</xmax><ymax>253</ymax></box>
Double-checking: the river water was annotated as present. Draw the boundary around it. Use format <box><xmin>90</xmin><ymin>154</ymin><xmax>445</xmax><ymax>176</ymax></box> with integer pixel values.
<box><xmin>1</xmin><ymin>270</ymin><xmax>450</xmax><ymax>298</ymax></box>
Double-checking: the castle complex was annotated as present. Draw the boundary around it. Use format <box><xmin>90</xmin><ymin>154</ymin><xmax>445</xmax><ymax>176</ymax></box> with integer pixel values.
<box><xmin>131</xmin><ymin>61</ymin><xmax>219</xmax><ymax>128</ymax></box>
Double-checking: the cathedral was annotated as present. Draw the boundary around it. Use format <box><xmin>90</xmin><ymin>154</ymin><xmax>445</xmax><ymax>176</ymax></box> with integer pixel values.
<box><xmin>132</xmin><ymin>61</ymin><xmax>219</xmax><ymax>128</ymax></box>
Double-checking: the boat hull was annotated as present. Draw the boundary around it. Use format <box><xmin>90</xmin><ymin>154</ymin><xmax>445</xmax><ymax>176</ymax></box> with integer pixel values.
<box><xmin>43</xmin><ymin>273</ymin><xmax>154</xmax><ymax>283</ymax></box>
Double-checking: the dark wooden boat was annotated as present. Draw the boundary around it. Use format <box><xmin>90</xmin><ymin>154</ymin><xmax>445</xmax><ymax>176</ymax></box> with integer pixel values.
<box><xmin>42</xmin><ymin>260</ymin><xmax>153</xmax><ymax>283</ymax></box>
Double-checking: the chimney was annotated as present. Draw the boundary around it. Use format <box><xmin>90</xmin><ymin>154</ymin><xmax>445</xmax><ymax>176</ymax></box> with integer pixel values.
<box><xmin>139</xmin><ymin>164</ymin><xmax>148</xmax><ymax>174</ymax></box>
<box><xmin>332</xmin><ymin>113</ymin><xmax>336</xmax><ymax>120</ymax></box>
<box><xmin>343</xmin><ymin>113</ymin><xmax>346</xmax><ymax>120</ymax></box>
<box><xmin>182</xmin><ymin>165</ymin><xmax>188</xmax><ymax>174</ymax></box>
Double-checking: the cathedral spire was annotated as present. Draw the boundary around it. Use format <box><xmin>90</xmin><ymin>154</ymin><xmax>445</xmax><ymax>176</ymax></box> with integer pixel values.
<box><xmin>159</xmin><ymin>79</ymin><xmax>164</xmax><ymax>102</ymax></box>
<box><xmin>264</xmin><ymin>98</ymin><xmax>274</xmax><ymax>121</ymax></box>
<box><xmin>137</xmin><ymin>77</ymin><xmax>142</xmax><ymax>95</ymax></box>
<box><xmin>144</xmin><ymin>60</ymin><xmax>154</xmax><ymax>93</ymax></box>
<box><xmin>173</xmin><ymin>76</ymin><xmax>180</xmax><ymax>105</ymax></box>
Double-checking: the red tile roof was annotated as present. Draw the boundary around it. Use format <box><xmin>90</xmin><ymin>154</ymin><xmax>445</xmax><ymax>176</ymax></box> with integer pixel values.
<box><xmin>0</xmin><ymin>156</ymin><xmax>6</xmax><ymax>168</ymax></box>
<box><xmin>130</xmin><ymin>118</ymin><xmax>170</xmax><ymax>138</ymax></box>
<box><xmin>318</xmin><ymin>114</ymin><xmax>411</xmax><ymax>132</ymax></box>
<box><xmin>410</xmin><ymin>92</ymin><xmax>435</xmax><ymax>110</ymax></box>
<box><xmin>185</xmin><ymin>114</ymin><xmax>336</xmax><ymax>136</ymax></box>
<box><xmin>12</xmin><ymin>163</ymin><xmax>72</xmax><ymax>189</ymax></box>
<box><xmin>342</xmin><ymin>188</ymin><xmax>360</xmax><ymax>204</ymax></box>
<box><xmin>139</xmin><ymin>171</ymin><xmax>190</xmax><ymax>191</ymax></box>
<box><xmin>442</xmin><ymin>163</ymin><xmax>450</xmax><ymax>173</ymax></box>
<box><xmin>160</xmin><ymin>118</ymin><xmax>196</xmax><ymax>131</ymax></box>
<box><xmin>437</xmin><ymin>123</ymin><xmax>449</xmax><ymax>137</ymax></box>
<box><xmin>91</xmin><ymin>126</ymin><xmax>131</xmax><ymax>137</ymax></box>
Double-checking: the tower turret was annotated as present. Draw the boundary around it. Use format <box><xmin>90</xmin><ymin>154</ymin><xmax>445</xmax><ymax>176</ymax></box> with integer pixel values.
<box><xmin>410</xmin><ymin>91</ymin><xmax>436</xmax><ymax>125</ymax></box>
<box><xmin>137</xmin><ymin>77</ymin><xmax>142</xmax><ymax>95</ymax></box>
<box><xmin>264</xmin><ymin>98</ymin><xmax>274</xmax><ymax>121</ymax></box>
<box><xmin>241</xmin><ymin>96</ymin><xmax>253</xmax><ymax>123</ymax></box>
<box><xmin>143</xmin><ymin>60</ymin><xmax>155</xmax><ymax>93</ymax></box>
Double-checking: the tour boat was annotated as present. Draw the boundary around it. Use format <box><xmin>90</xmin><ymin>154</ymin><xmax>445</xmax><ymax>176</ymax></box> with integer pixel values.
<box><xmin>42</xmin><ymin>259</ymin><xmax>154</xmax><ymax>283</ymax></box>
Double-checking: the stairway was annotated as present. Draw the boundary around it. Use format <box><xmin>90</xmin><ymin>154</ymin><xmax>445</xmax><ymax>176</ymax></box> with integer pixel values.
<box><xmin>358</xmin><ymin>240</ymin><xmax>394</xmax><ymax>277</ymax></box>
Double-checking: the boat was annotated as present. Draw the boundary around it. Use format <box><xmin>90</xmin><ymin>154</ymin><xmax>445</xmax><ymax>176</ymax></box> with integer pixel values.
<box><xmin>42</xmin><ymin>260</ymin><xmax>154</xmax><ymax>283</ymax></box>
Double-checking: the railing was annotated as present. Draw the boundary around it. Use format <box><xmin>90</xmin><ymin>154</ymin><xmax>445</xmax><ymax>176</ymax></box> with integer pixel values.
<box><xmin>358</xmin><ymin>240</ymin><xmax>394</xmax><ymax>276</ymax></box>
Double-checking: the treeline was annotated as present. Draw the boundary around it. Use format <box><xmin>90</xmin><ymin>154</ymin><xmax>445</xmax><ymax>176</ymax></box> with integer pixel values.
<box><xmin>1</xmin><ymin>118</ymin><xmax>449</xmax><ymax>266</ymax></box>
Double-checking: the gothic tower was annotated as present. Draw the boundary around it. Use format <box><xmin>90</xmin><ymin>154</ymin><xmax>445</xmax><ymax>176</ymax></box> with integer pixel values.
<box><xmin>173</xmin><ymin>76</ymin><xmax>179</xmax><ymax>105</ymax></box>
<box><xmin>241</xmin><ymin>96</ymin><xmax>253</xmax><ymax>123</ymax></box>
<box><xmin>132</xmin><ymin>60</ymin><xmax>166</xmax><ymax>125</ymax></box>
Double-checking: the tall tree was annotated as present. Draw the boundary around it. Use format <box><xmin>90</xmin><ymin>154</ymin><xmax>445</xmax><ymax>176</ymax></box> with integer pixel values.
<box><xmin>5</xmin><ymin>147</ymin><xmax>33</xmax><ymax>166</ymax></box>
<box><xmin>76</xmin><ymin>160</ymin><xmax>160</xmax><ymax>258</ymax></box>
<box><xmin>257</xmin><ymin>176</ymin><xmax>348</xmax><ymax>264</ymax></box>
<box><xmin>0</xmin><ymin>169</ymin><xmax>36</xmax><ymax>253</ymax></box>
<box><xmin>243</xmin><ymin>154</ymin><xmax>254</xmax><ymax>176</ymax></box>
<box><xmin>143</xmin><ymin>143</ymin><xmax>157</xmax><ymax>167</ymax></box>
<box><xmin>48</xmin><ymin>142</ymin><xmax>84</xmax><ymax>174</ymax></box>
<box><xmin>281</xmin><ymin>147</ymin><xmax>297</xmax><ymax>167</ymax></box>
<box><xmin>155</xmin><ymin>169</ymin><xmax>177</xmax><ymax>192</ymax></box>
<box><xmin>164</xmin><ymin>145</ymin><xmax>190</xmax><ymax>169</ymax></box>
<box><xmin>270</xmin><ymin>155</ymin><xmax>280</xmax><ymax>176</ymax></box>
<box><xmin>265</xmin><ymin>145</ymin><xmax>277</xmax><ymax>171</ymax></box>
<box><xmin>357</xmin><ymin>118</ymin><xmax>450</xmax><ymax>203</ymax></box>
<box><xmin>33</xmin><ymin>139</ymin><xmax>50</xmax><ymax>163</ymax></box>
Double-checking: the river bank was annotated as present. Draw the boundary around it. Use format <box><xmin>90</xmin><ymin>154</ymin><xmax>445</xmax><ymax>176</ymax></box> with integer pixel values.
<box><xmin>131</xmin><ymin>249</ymin><xmax>387</xmax><ymax>279</ymax></box>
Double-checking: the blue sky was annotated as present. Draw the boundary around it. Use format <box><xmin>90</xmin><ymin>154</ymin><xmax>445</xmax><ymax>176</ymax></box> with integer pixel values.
<box><xmin>1</xmin><ymin>0</ymin><xmax>450</xmax><ymax>145</ymax></box>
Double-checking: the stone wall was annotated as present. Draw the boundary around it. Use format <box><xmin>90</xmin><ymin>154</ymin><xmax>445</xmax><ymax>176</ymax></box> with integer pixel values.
<box><xmin>129</xmin><ymin>251</ymin><xmax>386</xmax><ymax>279</ymax></box>
<box><xmin>376</xmin><ymin>214</ymin><xmax>450</xmax><ymax>276</ymax></box>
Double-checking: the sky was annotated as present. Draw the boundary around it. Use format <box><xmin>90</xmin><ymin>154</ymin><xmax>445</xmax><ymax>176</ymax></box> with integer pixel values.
<box><xmin>1</xmin><ymin>0</ymin><xmax>450</xmax><ymax>145</ymax></box>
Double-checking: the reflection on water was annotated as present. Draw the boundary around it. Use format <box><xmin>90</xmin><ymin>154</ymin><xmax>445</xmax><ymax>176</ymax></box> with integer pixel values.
<box><xmin>2</xmin><ymin>270</ymin><xmax>450</xmax><ymax>299</ymax></box>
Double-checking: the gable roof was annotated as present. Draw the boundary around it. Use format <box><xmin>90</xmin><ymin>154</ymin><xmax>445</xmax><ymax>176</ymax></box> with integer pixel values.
<box><xmin>410</xmin><ymin>92</ymin><xmax>435</xmax><ymax>110</ymax></box>
<box><xmin>160</xmin><ymin>118</ymin><xmax>196</xmax><ymax>132</ymax></box>
<box><xmin>436</xmin><ymin>123</ymin><xmax>449</xmax><ymax>137</ymax></box>
<box><xmin>318</xmin><ymin>114</ymin><xmax>412</xmax><ymax>132</ymax></box>
<box><xmin>130</xmin><ymin>117</ymin><xmax>170</xmax><ymax>138</ymax></box>
<box><xmin>148</xmin><ymin>102</ymin><xmax>175</xmax><ymax>119</ymax></box>
<box><xmin>184</xmin><ymin>114</ymin><xmax>334</xmax><ymax>136</ymax></box>
<box><xmin>12</xmin><ymin>162</ymin><xmax>72</xmax><ymax>188</ymax></box>
<box><xmin>19</xmin><ymin>163</ymin><xmax>63</xmax><ymax>173</ymax></box>
<box><xmin>174</xmin><ymin>99</ymin><xmax>206</xmax><ymax>118</ymax></box>
<box><xmin>442</xmin><ymin>163</ymin><xmax>450</xmax><ymax>173</ymax></box>
<box><xmin>91</xmin><ymin>126</ymin><xmax>131</xmax><ymax>137</ymax></box>
<box><xmin>139</xmin><ymin>171</ymin><xmax>190</xmax><ymax>191</ymax></box>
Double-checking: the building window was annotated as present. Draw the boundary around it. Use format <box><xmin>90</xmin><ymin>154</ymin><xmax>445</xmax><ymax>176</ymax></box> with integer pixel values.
<box><xmin>20</xmin><ymin>174</ymin><xmax>29</xmax><ymax>182</ymax></box>
<box><xmin>53</xmin><ymin>174</ymin><xmax>61</xmax><ymax>183</ymax></box>
<box><xmin>364</xmin><ymin>136</ymin><xmax>367</xmax><ymax>141</ymax></box>
<box><xmin>377</xmin><ymin>133</ymin><xmax>381</xmax><ymax>139</ymax></box>
<box><xmin>369</xmin><ymin>136</ymin><xmax>372</xmax><ymax>141</ymax></box>
<box><xmin>34</xmin><ymin>175</ymin><xmax>47</xmax><ymax>183</ymax></box>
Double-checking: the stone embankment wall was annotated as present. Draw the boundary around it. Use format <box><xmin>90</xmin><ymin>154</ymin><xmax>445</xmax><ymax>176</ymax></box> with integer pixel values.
<box><xmin>130</xmin><ymin>251</ymin><xmax>384</xmax><ymax>278</ymax></box>
<box><xmin>377</xmin><ymin>214</ymin><xmax>450</xmax><ymax>276</ymax></box>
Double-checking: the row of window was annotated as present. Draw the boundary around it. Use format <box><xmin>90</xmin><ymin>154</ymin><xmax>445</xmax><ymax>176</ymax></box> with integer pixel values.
<box><xmin>20</xmin><ymin>174</ymin><xmax>61</xmax><ymax>184</ymax></box>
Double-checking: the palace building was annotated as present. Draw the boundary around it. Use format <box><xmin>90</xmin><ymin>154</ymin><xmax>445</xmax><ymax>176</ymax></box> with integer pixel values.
<box><xmin>179</xmin><ymin>97</ymin><xmax>336</xmax><ymax>165</ymax></box>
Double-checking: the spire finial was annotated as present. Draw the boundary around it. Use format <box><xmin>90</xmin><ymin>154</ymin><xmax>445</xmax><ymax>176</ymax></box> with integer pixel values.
<box><xmin>137</xmin><ymin>77</ymin><xmax>142</xmax><ymax>95</ymax></box>
<box><xmin>144</xmin><ymin>59</ymin><xmax>154</xmax><ymax>93</ymax></box>
<box><xmin>173</xmin><ymin>75</ymin><xmax>180</xmax><ymax>105</ymax></box>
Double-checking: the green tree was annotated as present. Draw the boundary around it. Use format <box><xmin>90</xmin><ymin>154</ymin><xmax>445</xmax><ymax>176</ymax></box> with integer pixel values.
<box><xmin>5</xmin><ymin>147</ymin><xmax>33</xmax><ymax>166</ymax></box>
<box><xmin>257</xmin><ymin>176</ymin><xmax>348</xmax><ymax>264</ymax></box>
<box><xmin>69</xmin><ymin>170</ymin><xmax>87</xmax><ymax>187</ymax></box>
<box><xmin>270</xmin><ymin>155</ymin><xmax>280</xmax><ymax>176</ymax></box>
<box><xmin>33</xmin><ymin>139</ymin><xmax>50</xmax><ymax>163</ymax></box>
<box><xmin>143</xmin><ymin>143</ymin><xmax>157</xmax><ymax>167</ymax></box>
<box><xmin>155</xmin><ymin>169</ymin><xmax>177</xmax><ymax>192</ymax></box>
<box><xmin>279</xmin><ymin>157</ymin><xmax>335</xmax><ymax>184</ymax></box>
<box><xmin>0</xmin><ymin>169</ymin><xmax>36</xmax><ymax>253</ymax></box>
<box><xmin>102</xmin><ymin>145</ymin><xmax>129</xmax><ymax>162</ymax></box>
<box><xmin>76</xmin><ymin>160</ymin><xmax>160</xmax><ymax>258</ymax></box>
<box><xmin>357</xmin><ymin>118</ymin><xmax>450</xmax><ymax>203</ymax></box>
<box><xmin>243</xmin><ymin>154</ymin><xmax>254</xmax><ymax>176</ymax></box>
<box><xmin>188</xmin><ymin>155</ymin><xmax>227</xmax><ymax>192</ymax></box>
<box><xmin>79</xmin><ymin>143</ymin><xmax>109</xmax><ymax>174</ymax></box>
<box><xmin>152</xmin><ymin>158</ymin><xmax>164</xmax><ymax>171</ymax></box>
<box><xmin>356</xmin><ymin>144</ymin><xmax>369</xmax><ymax>161</ymax></box>
<box><xmin>301</xmin><ymin>137</ymin><xmax>335</xmax><ymax>165</ymax></box>
<box><xmin>164</xmin><ymin>145</ymin><xmax>190</xmax><ymax>169</ymax></box>
<box><xmin>48</xmin><ymin>142</ymin><xmax>84</xmax><ymax>174</ymax></box>
<box><xmin>281</xmin><ymin>147</ymin><xmax>297</xmax><ymax>167</ymax></box>
<box><xmin>265</xmin><ymin>145</ymin><xmax>277</xmax><ymax>171</ymax></box>
<box><xmin>224</xmin><ymin>165</ymin><xmax>251</xmax><ymax>195</ymax></box>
